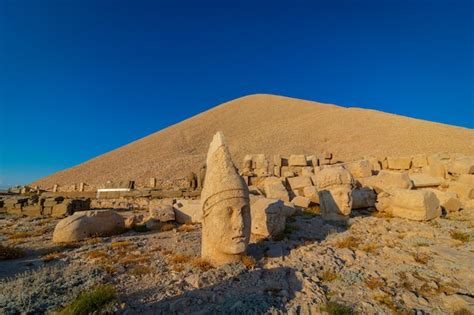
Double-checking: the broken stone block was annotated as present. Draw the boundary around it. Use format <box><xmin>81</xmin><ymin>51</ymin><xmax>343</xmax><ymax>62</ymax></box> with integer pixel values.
<box><xmin>364</xmin><ymin>156</ymin><xmax>382</xmax><ymax>172</ymax></box>
<box><xmin>124</xmin><ymin>214</ymin><xmax>146</xmax><ymax>229</ymax></box>
<box><xmin>301</xmin><ymin>167</ymin><xmax>314</xmax><ymax>177</ymax></box>
<box><xmin>173</xmin><ymin>199</ymin><xmax>202</xmax><ymax>223</ymax></box>
<box><xmin>149</xmin><ymin>202</ymin><xmax>175</xmax><ymax>222</ymax></box>
<box><xmin>351</xmin><ymin>188</ymin><xmax>376</xmax><ymax>209</ymax></box>
<box><xmin>448</xmin><ymin>182</ymin><xmax>474</xmax><ymax>200</ymax></box>
<box><xmin>303</xmin><ymin>186</ymin><xmax>319</xmax><ymax>204</ymax></box>
<box><xmin>313</xmin><ymin>167</ymin><xmax>353</xmax><ymax>189</ymax></box>
<box><xmin>250</xmin><ymin>198</ymin><xmax>286</xmax><ymax>239</ymax></box>
<box><xmin>22</xmin><ymin>205</ymin><xmax>42</xmax><ymax>216</ymax></box>
<box><xmin>358</xmin><ymin>170</ymin><xmax>413</xmax><ymax>193</ymax></box>
<box><xmin>387</xmin><ymin>156</ymin><xmax>412</xmax><ymax>170</ymax></box>
<box><xmin>287</xmin><ymin>176</ymin><xmax>312</xmax><ymax>191</ymax></box>
<box><xmin>263</xmin><ymin>177</ymin><xmax>290</xmax><ymax>202</ymax></box>
<box><xmin>409</xmin><ymin>173</ymin><xmax>444</xmax><ymax>188</ymax></box>
<box><xmin>458</xmin><ymin>174</ymin><xmax>474</xmax><ymax>186</ymax></box>
<box><xmin>423</xmin><ymin>189</ymin><xmax>461</xmax><ymax>212</ymax></box>
<box><xmin>307</xmin><ymin>155</ymin><xmax>318</xmax><ymax>167</ymax></box>
<box><xmin>447</xmin><ymin>158</ymin><xmax>474</xmax><ymax>175</ymax></box>
<box><xmin>53</xmin><ymin>210</ymin><xmax>125</xmax><ymax>243</ymax></box>
<box><xmin>52</xmin><ymin>200</ymin><xmax>74</xmax><ymax>217</ymax></box>
<box><xmin>378</xmin><ymin>189</ymin><xmax>441</xmax><ymax>221</ymax></box>
<box><xmin>411</xmin><ymin>154</ymin><xmax>428</xmax><ymax>168</ymax></box>
<box><xmin>273</xmin><ymin>155</ymin><xmax>282</xmax><ymax>166</ymax></box>
<box><xmin>288</xmin><ymin>154</ymin><xmax>307</xmax><ymax>166</ymax></box>
<box><xmin>291</xmin><ymin>196</ymin><xmax>311</xmax><ymax>208</ymax></box>
<box><xmin>344</xmin><ymin>160</ymin><xmax>372</xmax><ymax>178</ymax></box>
<box><xmin>273</xmin><ymin>166</ymin><xmax>281</xmax><ymax>177</ymax></box>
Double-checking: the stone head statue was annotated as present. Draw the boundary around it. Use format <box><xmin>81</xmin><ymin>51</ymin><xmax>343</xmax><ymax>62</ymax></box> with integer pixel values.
<box><xmin>315</xmin><ymin>167</ymin><xmax>355</xmax><ymax>220</ymax></box>
<box><xmin>201</xmin><ymin>132</ymin><xmax>251</xmax><ymax>266</ymax></box>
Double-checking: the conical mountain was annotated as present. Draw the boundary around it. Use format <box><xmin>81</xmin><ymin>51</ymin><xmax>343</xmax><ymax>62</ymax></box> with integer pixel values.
<box><xmin>32</xmin><ymin>94</ymin><xmax>474</xmax><ymax>187</ymax></box>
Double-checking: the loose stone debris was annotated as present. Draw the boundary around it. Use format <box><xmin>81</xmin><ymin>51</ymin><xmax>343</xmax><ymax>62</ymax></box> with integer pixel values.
<box><xmin>1</xmin><ymin>140</ymin><xmax>473</xmax><ymax>314</ymax></box>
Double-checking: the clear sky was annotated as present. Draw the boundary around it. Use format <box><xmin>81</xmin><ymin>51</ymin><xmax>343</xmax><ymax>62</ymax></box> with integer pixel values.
<box><xmin>0</xmin><ymin>0</ymin><xmax>473</xmax><ymax>187</ymax></box>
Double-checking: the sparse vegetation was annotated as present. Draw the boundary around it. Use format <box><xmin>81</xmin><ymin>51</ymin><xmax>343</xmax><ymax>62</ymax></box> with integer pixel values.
<box><xmin>413</xmin><ymin>251</ymin><xmax>429</xmax><ymax>264</ymax></box>
<box><xmin>160</xmin><ymin>223</ymin><xmax>175</xmax><ymax>232</ymax></box>
<box><xmin>335</xmin><ymin>236</ymin><xmax>360</xmax><ymax>249</ymax></box>
<box><xmin>86</xmin><ymin>250</ymin><xmax>109</xmax><ymax>260</ymax></box>
<box><xmin>324</xmin><ymin>301</ymin><xmax>354</xmax><ymax>315</ymax></box>
<box><xmin>0</xmin><ymin>245</ymin><xmax>25</xmax><ymax>260</ymax></box>
<box><xmin>241</xmin><ymin>255</ymin><xmax>256</xmax><ymax>269</ymax></box>
<box><xmin>42</xmin><ymin>252</ymin><xmax>65</xmax><ymax>263</ymax></box>
<box><xmin>320</xmin><ymin>270</ymin><xmax>338</xmax><ymax>282</ymax></box>
<box><xmin>128</xmin><ymin>265</ymin><xmax>153</xmax><ymax>276</ymax></box>
<box><xmin>190</xmin><ymin>257</ymin><xmax>213</xmax><ymax>271</ymax></box>
<box><xmin>168</xmin><ymin>253</ymin><xmax>191</xmax><ymax>264</ymax></box>
<box><xmin>110</xmin><ymin>240</ymin><xmax>133</xmax><ymax>249</ymax></box>
<box><xmin>177</xmin><ymin>223</ymin><xmax>197</xmax><ymax>232</ymax></box>
<box><xmin>359</xmin><ymin>242</ymin><xmax>378</xmax><ymax>253</ymax></box>
<box><xmin>365</xmin><ymin>277</ymin><xmax>383</xmax><ymax>290</ymax></box>
<box><xmin>57</xmin><ymin>284</ymin><xmax>115</xmax><ymax>315</ymax></box>
<box><xmin>450</xmin><ymin>230</ymin><xmax>470</xmax><ymax>243</ymax></box>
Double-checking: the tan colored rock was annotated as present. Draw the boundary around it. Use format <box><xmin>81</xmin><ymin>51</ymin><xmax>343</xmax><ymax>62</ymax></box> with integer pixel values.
<box><xmin>344</xmin><ymin>160</ymin><xmax>372</xmax><ymax>178</ymax></box>
<box><xmin>291</xmin><ymin>196</ymin><xmax>311</xmax><ymax>208</ymax></box>
<box><xmin>352</xmin><ymin>188</ymin><xmax>376</xmax><ymax>209</ymax></box>
<box><xmin>301</xmin><ymin>167</ymin><xmax>314</xmax><ymax>177</ymax></box>
<box><xmin>377</xmin><ymin>189</ymin><xmax>441</xmax><ymax>221</ymax></box>
<box><xmin>250</xmin><ymin>198</ymin><xmax>286</xmax><ymax>238</ymax></box>
<box><xmin>423</xmin><ymin>189</ymin><xmax>461</xmax><ymax>212</ymax></box>
<box><xmin>201</xmin><ymin>132</ymin><xmax>251</xmax><ymax>267</ymax></box>
<box><xmin>174</xmin><ymin>199</ymin><xmax>202</xmax><ymax>223</ymax></box>
<box><xmin>314</xmin><ymin>168</ymin><xmax>354</xmax><ymax>220</ymax></box>
<box><xmin>287</xmin><ymin>176</ymin><xmax>312</xmax><ymax>191</ymax></box>
<box><xmin>303</xmin><ymin>186</ymin><xmax>319</xmax><ymax>204</ymax></box>
<box><xmin>411</xmin><ymin>154</ymin><xmax>428</xmax><ymax>168</ymax></box>
<box><xmin>458</xmin><ymin>174</ymin><xmax>474</xmax><ymax>186</ymax></box>
<box><xmin>387</xmin><ymin>156</ymin><xmax>412</xmax><ymax>170</ymax></box>
<box><xmin>409</xmin><ymin>173</ymin><xmax>444</xmax><ymax>188</ymax></box>
<box><xmin>359</xmin><ymin>170</ymin><xmax>412</xmax><ymax>193</ymax></box>
<box><xmin>52</xmin><ymin>210</ymin><xmax>125</xmax><ymax>243</ymax></box>
<box><xmin>448</xmin><ymin>182</ymin><xmax>474</xmax><ymax>200</ymax></box>
<box><xmin>149</xmin><ymin>201</ymin><xmax>175</xmax><ymax>222</ymax></box>
<box><xmin>448</xmin><ymin>158</ymin><xmax>474</xmax><ymax>175</ymax></box>
<box><xmin>288</xmin><ymin>154</ymin><xmax>307</xmax><ymax>166</ymax></box>
<box><xmin>364</xmin><ymin>156</ymin><xmax>382</xmax><ymax>172</ymax></box>
<box><xmin>124</xmin><ymin>214</ymin><xmax>146</xmax><ymax>229</ymax></box>
<box><xmin>263</xmin><ymin>177</ymin><xmax>290</xmax><ymax>202</ymax></box>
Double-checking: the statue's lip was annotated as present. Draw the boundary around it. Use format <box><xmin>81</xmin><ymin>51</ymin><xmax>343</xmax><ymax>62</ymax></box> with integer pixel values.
<box><xmin>232</xmin><ymin>235</ymin><xmax>245</xmax><ymax>241</ymax></box>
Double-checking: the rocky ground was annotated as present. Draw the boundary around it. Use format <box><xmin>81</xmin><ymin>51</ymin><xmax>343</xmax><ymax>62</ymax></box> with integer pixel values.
<box><xmin>1</xmin><ymin>207</ymin><xmax>473</xmax><ymax>314</ymax></box>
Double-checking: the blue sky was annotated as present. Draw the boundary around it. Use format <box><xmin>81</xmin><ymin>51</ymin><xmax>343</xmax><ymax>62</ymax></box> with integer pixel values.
<box><xmin>0</xmin><ymin>0</ymin><xmax>473</xmax><ymax>186</ymax></box>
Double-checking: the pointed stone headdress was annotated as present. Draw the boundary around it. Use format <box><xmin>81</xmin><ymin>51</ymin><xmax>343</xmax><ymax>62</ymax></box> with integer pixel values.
<box><xmin>201</xmin><ymin>132</ymin><xmax>249</xmax><ymax>217</ymax></box>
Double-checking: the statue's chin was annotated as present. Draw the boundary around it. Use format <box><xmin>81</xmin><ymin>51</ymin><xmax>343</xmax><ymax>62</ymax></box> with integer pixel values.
<box><xmin>222</xmin><ymin>242</ymin><xmax>247</xmax><ymax>255</ymax></box>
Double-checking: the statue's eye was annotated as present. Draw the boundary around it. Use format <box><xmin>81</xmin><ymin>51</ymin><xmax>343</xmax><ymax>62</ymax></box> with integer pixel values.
<box><xmin>226</xmin><ymin>207</ymin><xmax>233</xmax><ymax>215</ymax></box>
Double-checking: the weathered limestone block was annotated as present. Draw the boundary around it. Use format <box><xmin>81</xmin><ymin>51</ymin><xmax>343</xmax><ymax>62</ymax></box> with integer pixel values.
<box><xmin>387</xmin><ymin>156</ymin><xmax>412</xmax><ymax>170</ymax></box>
<box><xmin>201</xmin><ymin>132</ymin><xmax>251</xmax><ymax>267</ymax></box>
<box><xmin>409</xmin><ymin>173</ymin><xmax>444</xmax><ymax>188</ymax></box>
<box><xmin>273</xmin><ymin>166</ymin><xmax>281</xmax><ymax>177</ymax></box>
<box><xmin>52</xmin><ymin>210</ymin><xmax>125</xmax><ymax>243</ymax></box>
<box><xmin>376</xmin><ymin>189</ymin><xmax>441</xmax><ymax>221</ymax></box>
<box><xmin>314</xmin><ymin>168</ymin><xmax>355</xmax><ymax>220</ymax></box>
<box><xmin>263</xmin><ymin>177</ymin><xmax>290</xmax><ymax>202</ymax></box>
<box><xmin>447</xmin><ymin>158</ymin><xmax>474</xmax><ymax>175</ymax></box>
<box><xmin>344</xmin><ymin>160</ymin><xmax>372</xmax><ymax>178</ymax></box>
<box><xmin>124</xmin><ymin>214</ymin><xmax>146</xmax><ymax>229</ymax></box>
<box><xmin>301</xmin><ymin>167</ymin><xmax>314</xmax><ymax>177</ymax></box>
<box><xmin>303</xmin><ymin>186</ymin><xmax>319</xmax><ymax>204</ymax></box>
<box><xmin>250</xmin><ymin>198</ymin><xmax>286</xmax><ymax>239</ymax></box>
<box><xmin>22</xmin><ymin>205</ymin><xmax>42</xmax><ymax>216</ymax></box>
<box><xmin>174</xmin><ymin>199</ymin><xmax>202</xmax><ymax>223</ymax></box>
<box><xmin>358</xmin><ymin>170</ymin><xmax>412</xmax><ymax>193</ymax></box>
<box><xmin>307</xmin><ymin>155</ymin><xmax>318</xmax><ymax>167</ymax></box>
<box><xmin>458</xmin><ymin>174</ymin><xmax>474</xmax><ymax>186</ymax></box>
<box><xmin>291</xmin><ymin>196</ymin><xmax>311</xmax><ymax>208</ymax></box>
<box><xmin>287</xmin><ymin>176</ymin><xmax>312</xmax><ymax>191</ymax></box>
<box><xmin>149</xmin><ymin>200</ymin><xmax>175</xmax><ymax>222</ymax></box>
<box><xmin>448</xmin><ymin>182</ymin><xmax>474</xmax><ymax>200</ymax></box>
<box><xmin>288</xmin><ymin>154</ymin><xmax>307</xmax><ymax>166</ymax></box>
<box><xmin>423</xmin><ymin>189</ymin><xmax>461</xmax><ymax>212</ymax></box>
<box><xmin>273</xmin><ymin>155</ymin><xmax>282</xmax><ymax>166</ymax></box>
<box><xmin>411</xmin><ymin>154</ymin><xmax>428</xmax><ymax>168</ymax></box>
<box><xmin>52</xmin><ymin>200</ymin><xmax>74</xmax><ymax>218</ymax></box>
<box><xmin>352</xmin><ymin>188</ymin><xmax>376</xmax><ymax>209</ymax></box>
<box><xmin>364</xmin><ymin>156</ymin><xmax>382</xmax><ymax>172</ymax></box>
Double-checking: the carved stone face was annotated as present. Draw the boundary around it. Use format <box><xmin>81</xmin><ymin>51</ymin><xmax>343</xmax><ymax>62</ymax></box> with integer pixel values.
<box><xmin>205</xmin><ymin>197</ymin><xmax>251</xmax><ymax>255</ymax></box>
<box><xmin>329</xmin><ymin>185</ymin><xmax>353</xmax><ymax>215</ymax></box>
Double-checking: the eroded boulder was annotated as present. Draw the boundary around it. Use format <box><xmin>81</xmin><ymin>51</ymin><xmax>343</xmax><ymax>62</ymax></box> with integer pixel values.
<box><xmin>250</xmin><ymin>198</ymin><xmax>286</xmax><ymax>239</ymax></box>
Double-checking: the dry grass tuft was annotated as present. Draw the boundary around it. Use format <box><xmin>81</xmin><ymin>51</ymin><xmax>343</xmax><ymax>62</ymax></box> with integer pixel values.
<box><xmin>177</xmin><ymin>224</ymin><xmax>197</xmax><ymax>233</ymax></box>
<box><xmin>128</xmin><ymin>265</ymin><xmax>153</xmax><ymax>276</ymax></box>
<box><xmin>86</xmin><ymin>250</ymin><xmax>109</xmax><ymax>260</ymax></box>
<box><xmin>190</xmin><ymin>257</ymin><xmax>213</xmax><ymax>271</ymax></box>
<box><xmin>372</xmin><ymin>211</ymin><xmax>393</xmax><ymax>219</ymax></box>
<box><xmin>359</xmin><ymin>242</ymin><xmax>378</xmax><ymax>253</ymax></box>
<box><xmin>241</xmin><ymin>255</ymin><xmax>257</xmax><ymax>269</ymax></box>
<box><xmin>168</xmin><ymin>253</ymin><xmax>191</xmax><ymax>264</ymax></box>
<box><xmin>413</xmin><ymin>252</ymin><xmax>429</xmax><ymax>264</ymax></box>
<box><xmin>171</xmin><ymin>264</ymin><xmax>184</xmax><ymax>272</ymax></box>
<box><xmin>365</xmin><ymin>277</ymin><xmax>384</xmax><ymax>290</ymax></box>
<box><xmin>84</xmin><ymin>237</ymin><xmax>102</xmax><ymax>245</ymax></box>
<box><xmin>320</xmin><ymin>270</ymin><xmax>338</xmax><ymax>282</ymax></box>
<box><xmin>335</xmin><ymin>236</ymin><xmax>361</xmax><ymax>249</ymax></box>
<box><xmin>0</xmin><ymin>245</ymin><xmax>25</xmax><ymax>260</ymax></box>
<box><xmin>160</xmin><ymin>223</ymin><xmax>175</xmax><ymax>232</ymax></box>
<box><xmin>450</xmin><ymin>230</ymin><xmax>470</xmax><ymax>243</ymax></box>
<box><xmin>110</xmin><ymin>241</ymin><xmax>133</xmax><ymax>249</ymax></box>
<box><xmin>42</xmin><ymin>252</ymin><xmax>66</xmax><ymax>263</ymax></box>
